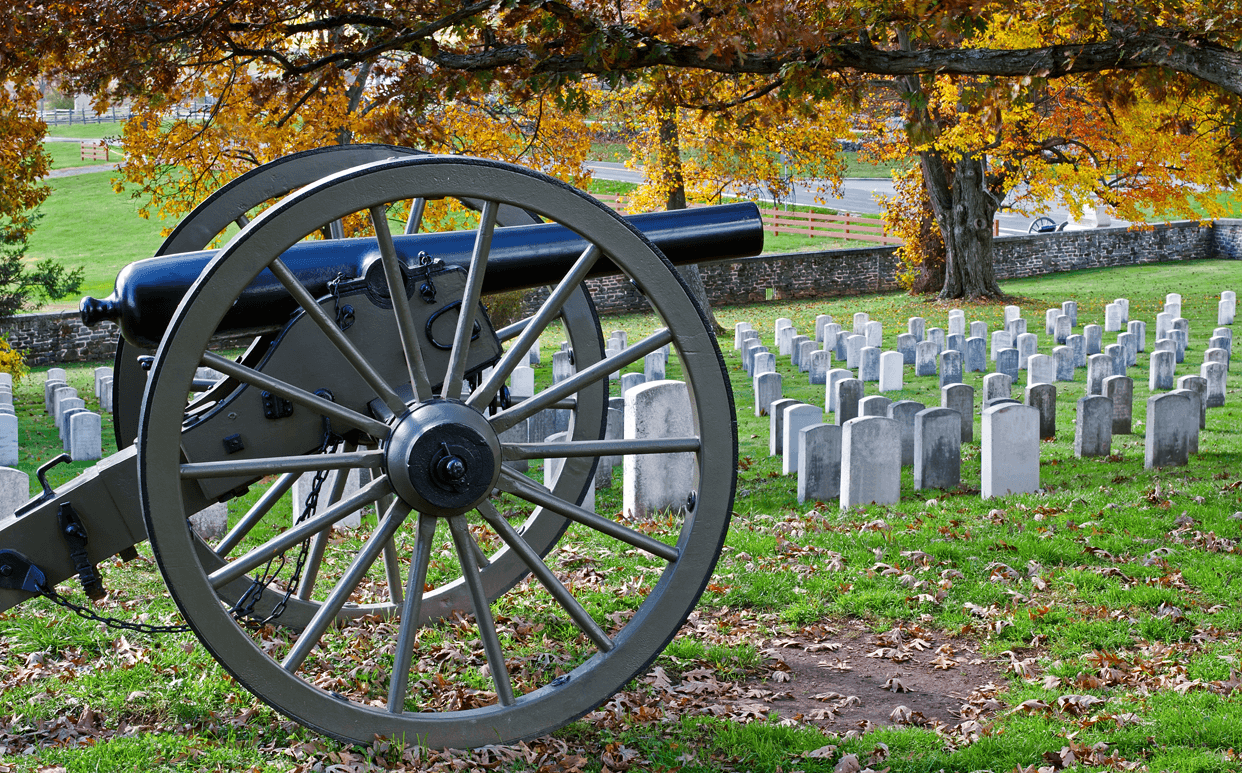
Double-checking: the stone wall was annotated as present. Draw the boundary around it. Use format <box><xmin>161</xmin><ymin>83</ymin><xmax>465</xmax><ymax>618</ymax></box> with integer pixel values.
<box><xmin>9</xmin><ymin>219</ymin><xmax>1242</xmax><ymax>364</ymax></box>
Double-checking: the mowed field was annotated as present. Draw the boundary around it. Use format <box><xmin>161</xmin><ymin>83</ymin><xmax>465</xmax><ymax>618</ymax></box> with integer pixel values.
<box><xmin>0</xmin><ymin>259</ymin><xmax>1239</xmax><ymax>772</ymax></box>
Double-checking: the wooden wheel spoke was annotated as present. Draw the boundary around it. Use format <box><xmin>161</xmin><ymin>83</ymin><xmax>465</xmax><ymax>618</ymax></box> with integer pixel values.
<box><xmin>490</xmin><ymin>328</ymin><xmax>673</xmax><ymax>433</ymax></box>
<box><xmin>267</xmin><ymin>258</ymin><xmax>406</xmax><ymax>415</ymax></box>
<box><xmin>478</xmin><ymin>502</ymin><xmax>613</xmax><ymax>652</ymax></box>
<box><xmin>216</xmin><ymin>472</ymin><xmax>298</xmax><ymax>556</ymax></box>
<box><xmin>448</xmin><ymin>514</ymin><xmax>515</xmax><ymax>706</ymax></box>
<box><xmin>282</xmin><ymin>500</ymin><xmax>413</xmax><ymax>674</ymax></box>
<box><xmin>502</xmin><ymin>436</ymin><xmax>700</xmax><ymax>461</ymax></box>
<box><xmin>387</xmin><ymin>514</ymin><xmax>438</xmax><ymax>713</ymax></box>
<box><xmin>371</xmin><ymin>204</ymin><xmax>433</xmax><ymax>401</ymax></box>
<box><xmin>181</xmin><ymin>449</ymin><xmax>383</xmax><ymax>480</ymax></box>
<box><xmin>201</xmin><ymin>350</ymin><xmax>389</xmax><ymax>438</ymax></box>
<box><xmin>497</xmin><ymin>468</ymin><xmax>679</xmax><ymax>562</ymax></box>
<box><xmin>442</xmin><ymin>201</ymin><xmax>499</xmax><ymax>400</ymax></box>
<box><xmin>207</xmin><ymin>476</ymin><xmax>391</xmax><ymax>589</ymax></box>
<box><xmin>404</xmin><ymin>197</ymin><xmax>426</xmax><ymax>235</ymax></box>
<box><xmin>467</xmin><ymin>243</ymin><xmax>600</xmax><ymax>410</ymax></box>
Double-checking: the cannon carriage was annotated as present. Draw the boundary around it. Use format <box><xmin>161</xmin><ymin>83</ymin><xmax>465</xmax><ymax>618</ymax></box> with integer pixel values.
<box><xmin>0</xmin><ymin>147</ymin><xmax>761</xmax><ymax>748</ymax></box>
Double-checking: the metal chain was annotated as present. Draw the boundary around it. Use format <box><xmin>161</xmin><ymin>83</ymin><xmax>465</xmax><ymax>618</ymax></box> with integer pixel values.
<box><xmin>229</xmin><ymin>415</ymin><xmax>341</xmax><ymax>626</ymax></box>
<box><xmin>36</xmin><ymin>583</ymin><xmax>191</xmax><ymax>634</ymax></box>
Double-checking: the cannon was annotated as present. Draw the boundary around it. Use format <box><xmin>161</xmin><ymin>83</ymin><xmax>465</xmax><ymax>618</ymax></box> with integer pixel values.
<box><xmin>0</xmin><ymin>146</ymin><xmax>759</xmax><ymax>748</ymax></box>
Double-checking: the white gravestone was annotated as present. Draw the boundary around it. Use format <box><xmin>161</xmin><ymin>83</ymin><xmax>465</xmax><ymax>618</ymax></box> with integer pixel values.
<box><xmin>623</xmin><ymin>380</ymin><xmax>694</xmax><ymax>519</ymax></box>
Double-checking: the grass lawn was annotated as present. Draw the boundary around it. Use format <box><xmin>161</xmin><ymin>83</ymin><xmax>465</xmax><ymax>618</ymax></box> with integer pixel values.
<box><xmin>44</xmin><ymin>122</ymin><xmax>127</xmax><ymax>141</ymax></box>
<box><xmin>1</xmin><ymin>260</ymin><xmax>1240</xmax><ymax>771</ymax></box>
<box><xmin>25</xmin><ymin>171</ymin><xmax>167</xmax><ymax>301</ymax></box>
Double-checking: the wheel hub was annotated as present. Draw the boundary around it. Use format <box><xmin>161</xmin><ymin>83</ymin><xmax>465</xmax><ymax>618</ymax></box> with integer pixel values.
<box><xmin>385</xmin><ymin>399</ymin><xmax>501</xmax><ymax>516</ymax></box>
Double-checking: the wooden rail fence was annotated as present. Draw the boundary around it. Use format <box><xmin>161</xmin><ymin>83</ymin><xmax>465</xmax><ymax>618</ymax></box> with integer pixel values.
<box><xmin>594</xmin><ymin>194</ymin><xmax>903</xmax><ymax>245</ymax></box>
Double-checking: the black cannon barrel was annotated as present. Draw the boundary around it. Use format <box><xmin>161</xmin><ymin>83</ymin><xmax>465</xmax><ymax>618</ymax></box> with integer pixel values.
<box><xmin>81</xmin><ymin>203</ymin><xmax>763</xmax><ymax>348</ymax></box>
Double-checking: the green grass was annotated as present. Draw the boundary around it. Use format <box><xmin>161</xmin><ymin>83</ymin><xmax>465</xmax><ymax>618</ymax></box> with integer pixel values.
<box><xmin>2</xmin><ymin>259</ymin><xmax>1241</xmax><ymax>771</ymax></box>
<box><xmin>26</xmin><ymin>171</ymin><xmax>167</xmax><ymax>301</ymax></box>
<box><xmin>44</xmin><ymin>122</ymin><xmax>127</xmax><ymax>140</ymax></box>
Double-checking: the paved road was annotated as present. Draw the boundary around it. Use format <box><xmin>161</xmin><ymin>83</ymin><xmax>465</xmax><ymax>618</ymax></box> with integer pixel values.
<box><xmin>586</xmin><ymin>161</ymin><xmax>1129</xmax><ymax>236</ymax></box>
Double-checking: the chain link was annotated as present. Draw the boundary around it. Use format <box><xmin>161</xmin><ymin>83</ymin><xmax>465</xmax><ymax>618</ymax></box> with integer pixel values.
<box><xmin>36</xmin><ymin>583</ymin><xmax>191</xmax><ymax>634</ymax></box>
<box><xmin>229</xmin><ymin>415</ymin><xmax>342</xmax><ymax>626</ymax></box>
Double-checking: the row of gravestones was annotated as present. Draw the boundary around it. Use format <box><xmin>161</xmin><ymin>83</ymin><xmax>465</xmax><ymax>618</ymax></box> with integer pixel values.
<box><xmin>740</xmin><ymin>296</ymin><xmax>1231</xmax><ymax>406</ymax></box>
<box><xmin>738</xmin><ymin>290</ymin><xmax>1232</xmax><ymax>508</ymax></box>
<box><xmin>768</xmin><ymin>376</ymin><xmax>1218</xmax><ymax>509</ymax></box>
<box><xmin>743</xmin><ymin>292</ymin><xmax>1232</xmax><ymax>421</ymax></box>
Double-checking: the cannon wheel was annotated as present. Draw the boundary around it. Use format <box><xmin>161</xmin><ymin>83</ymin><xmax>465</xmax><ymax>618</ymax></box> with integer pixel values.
<box><xmin>138</xmin><ymin>156</ymin><xmax>735</xmax><ymax>747</ymax></box>
<box><xmin>112</xmin><ymin>146</ymin><xmax>605</xmax><ymax>629</ymax></box>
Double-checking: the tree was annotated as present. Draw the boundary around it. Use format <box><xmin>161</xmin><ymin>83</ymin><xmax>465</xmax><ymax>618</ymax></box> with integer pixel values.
<box><xmin>597</xmin><ymin>69</ymin><xmax>853</xmax><ymax>326</ymax></box>
<box><xmin>20</xmin><ymin>0</ymin><xmax>1242</xmax><ymax>299</ymax></box>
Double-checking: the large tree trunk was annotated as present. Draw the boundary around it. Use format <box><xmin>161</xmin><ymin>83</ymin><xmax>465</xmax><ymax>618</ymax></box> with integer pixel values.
<box><xmin>919</xmin><ymin>150</ymin><xmax>1005</xmax><ymax>300</ymax></box>
<box><xmin>654</xmin><ymin>100</ymin><xmax>726</xmax><ymax>335</ymax></box>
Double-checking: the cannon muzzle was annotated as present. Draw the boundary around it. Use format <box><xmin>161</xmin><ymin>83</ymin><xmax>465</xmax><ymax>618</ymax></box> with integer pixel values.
<box><xmin>81</xmin><ymin>203</ymin><xmax>763</xmax><ymax>348</ymax></box>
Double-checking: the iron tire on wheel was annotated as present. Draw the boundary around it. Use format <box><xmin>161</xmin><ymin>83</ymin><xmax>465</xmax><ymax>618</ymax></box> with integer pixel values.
<box><xmin>138</xmin><ymin>156</ymin><xmax>735</xmax><ymax>747</ymax></box>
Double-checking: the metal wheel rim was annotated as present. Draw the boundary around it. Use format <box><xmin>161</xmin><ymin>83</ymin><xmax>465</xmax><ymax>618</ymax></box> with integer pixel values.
<box><xmin>116</xmin><ymin>146</ymin><xmax>603</xmax><ymax>627</ymax></box>
<box><xmin>138</xmin><ymin>156</ymin><xmax>735</xmax><ymax>747</ymax></box>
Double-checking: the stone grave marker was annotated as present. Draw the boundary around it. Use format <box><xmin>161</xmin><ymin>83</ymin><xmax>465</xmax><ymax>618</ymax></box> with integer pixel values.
<box><xmin>1061</xmin><ymin>300</ymin><xmax>1077</xmax><ymax>327</ymax></box>
<box><xmin>783</xmin><ymin>403</ymin><xmax>824</xmax><ymax>475</ymax></box>
<box><xmin>1016</xmin><ymin>333</ymin><xmax>1038</xmax><ymax>369</ymax></box>
<box><xmin>624</xmin><ymin>381</ymin><xmax>694</xmax><ymax>518</ymax></box>
<box><xmin>965</xmin><ymin>336</ymin><xmax>986</xmax><ymax>373</ymax></box>
<box><xmin>94</xmin><ymin>367</ymin><xmax>113</xmax><ymax>398</ymax></box>
<box><xmin>47</xmin><ymin>367</ymin><xmax>66</xmax><ymax>383</ymax></box>
<box><xmin>834</xmin><ymin>379</ymin><xmax>863</xmax><ymax>425</ymax></box>
<box><xmin>1027</xmin><ymin>353</ymin><xmax>1054</xmax><ymax>385</ymax></box>
<box><xmin>1177</xmin><ymin>374</ymin><xmax>1208</xmax><ymax>430</ymax></box>
<box><xmin>927</xmin><ymin>327</ymin><xmax>946</xmax><ymax>350</ymax></box>
<box><xmin>1045</xmin><ymin>308</ymin><xmax>1060</xmax><ymax>336</ymax></box>
<box><xmin>753</xmin><ymin>351</ymin><xmax>777</xmax><ymax>377</ymax></box>
<box><xmin>1054</xmin><ymin>314</ymin><xmax>1071</xmax><ymax>344</ymax></box>
<box><xmin>797</xmin><ymin>424</ymin><xmax>842</xmax><ymax>504</ymax></box>
<box><xmin>1144</xmin><ymin>392</ymin><xmax>1192</xmax><ymax>469</ymax></box>
<box><xmin>1053</xmin><ymin>345</ymin><xmax>1074</xmax><ymax>381</ymax></box>
<box><xmin>1170</xmin><ymin>387</ymin><xmax>1201</xmax><ymax>455</ymax></box>
<box><xmin>0</xmin><ymin>413</ymin><xmax>16</xmax><ymax>466</ymax></box>
<box><xmin>734</xmin><ymin>322</ymin><xmax>753</xmax><ymax>350</ymax></box>
<box><xmin>1149</xmin><ymin>350</ymin><xmax>1175</xmax><ymax>390</ymax></box>
<box><xmin>1155</xmin><ymin>312</ymin><xmax>1174</xmax><ymax>342</ymax></box>
<box><xmin>840</xmin><ymin>416</ymin><xmax>901</xmax><ymax>510</ymax></box>
<box><xmin>1104</xmin><ymin>302</ymin><xmax>1123</xmax><ymax>332</ymax></box>
<box><xmin>908</xmin><ymin>317</ymin><xmax>926</xmax><ymax>342</ymax></box>
<box><xmin>982</xmin><ymin>403</ymin><xmax>1040</xmax><ymax>499</ymax></box>
<box><xmin>808</xmin><ymin>350</ymin><xmax>831</xmax><ymax>384</ymax></box>
<box><xmin>1105</xmin><ymin>343</ymin><xmax>1126</xmax><ymax>376</ymax></box>
<box><xmin>1087</xmin><ymin>353</ymin><xmax>1113</xmax><ymax>395</ymax></box>
<box><xmin>1115</xmin><ymin>298</ymin><xmax>1130</xmax><ymax>324</ymax></box>
<box><xmin>947</xmin><ymin>333</ymin><xmax>966</xmax><ymax>354</ymax></box>
<box><xmin>983</xmin><ymin>372</ymin><xmax>1012</xmax><ymax>405</ymax></box>
<box><xmin>948</xmin><ymin>314</ymin><xmax>965</xmax><ymax>338</ymax></box>
<box><xmin>915</xmin><ymin>341</ymin><xmax>939</xmax><ymax>376</ymax></box>
<box><xmin>825</xmin><ymin>368</ymin><xmax>851</xmax><ymax>413</ymax></box>
<box><xmin>814</xmin><ymin>315</ymin><xmax>832</xmax><ymax>342</ymax></box>
<box><xmin>1103</xmin><ymin>375</ymin><xmax>1133</xmax><ymax>435</ymax></box>
<box><xmin>754</xmin><ymin>372</ymin><xmax>783</xmax><ymax>417</ymax></box>
<box><xmin>1118</xmin><ymin>331</ymin><xmax>1137</xmax><ymax>367</ymax></box>
<box><xmin>1202</xmin><ymin>361</ymin><xmax>1226</xmax><ymax>408</ymax></box>
<box><xmin>1025</xmin><ymin>383</ymin><xmax>1057</xmax><ymax>439</ymax></box>
<box><xmin>643</xmin><ymin>350</ymin><xmax>665</xmax><ymax>381</ymax></box>
<box><xmin>0</xmin><ymin>468</ymin><xmax>30</xmax><ymax>519</ymax></box>
<box><xmin>621</xmin><ymin>372</ymin><xmax>646</xmax><ymax>396</ymax></box>
<box><xmin>878</xmin><ymin>351</ymin><xmax>903</xmax><ymax>392</ymax></box>
<box><xmin>865</xmin><ymin>320</ymin><xmax>884</xmax><ymax>348</ymax></box>
<box><xmin>860</xmin><ymin>346</ymin><xmax>881</xmax><ymax>382</ymax></box>
<box><xmin>996</xmin><ymin>348</ymin><xmax>1019</xmax><ymax>381</ymax></box>
<box><xmin>939</xmin><ymin>349</ymin><xmax>963</xmax><ymax>387</ymax></box>
<box><xmin>887</xmin><ymin>400</ymin><xmax>925</xmax><ymax>467</ymax></box>
<box><xmin>797</xmin><ymin>339</ymin><xmax>817</xmax><ymax>372</ymax></box>
<box><xmin>1074</xmin><ymin>395</ymin><xmax>1113</xmax><ymax>458</ymax></box>
<box><xmin>1128</xmin><ymin>320</ymin><xmax>1146</xmax><ymax>352</ymax></box>
<box><xmin>897</xmin><ymin>333</ymin><xmax>916</xmax><ymax>365</ymax></box>
<box><xmin>55</xmin><ymin>395</ymin><xmax>84</xmax><ymax>431</ymax></box>
<box><xmin>914</xmin><ymin>407</ymin><xmax>961</xmax><ymax>490</ymax></box>
<box><xmin>991</xmin><ymin>330</ymin><xmax>1011</xmax><ymax>361</ymax></box>
<box><xmin>1068</xmin><ymin>334</ymin><xmax>1086</xmax><ymax>368</ymax></box>
<box><xmin>823</xmin><ymin>323</ymin><xmax>842</xmax><ymax>354</ymax></box>
<box><xmin>853</xmin><ymin>312</ymin><xmax>869</xmax><ymax>333</ymax></box>
<box><xmin>790</xmin><ymin>334</ymin><xmax>811</xmax><ymax>367</ymax></box>
<box><xmin>970</xmin><ymin>321</ymin><xmax>987</xmax><ymax>340</ymax></box>
<box><xmin>1004</xmin><ymin>305</ymin><xmax>1021</xmax><ymax>323</ymax></box>
<box><xmin>68</xmin><ymin>411</ymin><xmax>103</xmax><ymax>462</ymax></box>
<box><xmin>942</xmin><ymin>383</ymin><xmax>974</xmax><ymax>443</ymax></box>
<box><xmin>1084</xmin><ymin>324</ymin><xmax>1102</xmax><ymax>356</ymax></box>
<box><xmin>859</xmin><ymin>395</ymin><xmax>892</xmax><ymax>417</ymax></box>
<box><xmin>845</xmin><ymin>334</ymin><xmax>864</xmax><ymax>369</ymax></box>
<box><xmin>1006</xmin><ymin>317</ymin><xmax>1027</xmax><ymax>340</ymax></box>
<box><xmin>1170</xmin><ymin>329</ymin><xmax>1187</xmax><ymax>363</ymax></box>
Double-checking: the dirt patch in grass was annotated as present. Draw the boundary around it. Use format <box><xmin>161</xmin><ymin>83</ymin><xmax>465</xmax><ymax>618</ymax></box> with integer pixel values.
<box><xmin>754</xmin><ymin>620</ymin><xmax>1007</xmax><ymax>733</ymax></box>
